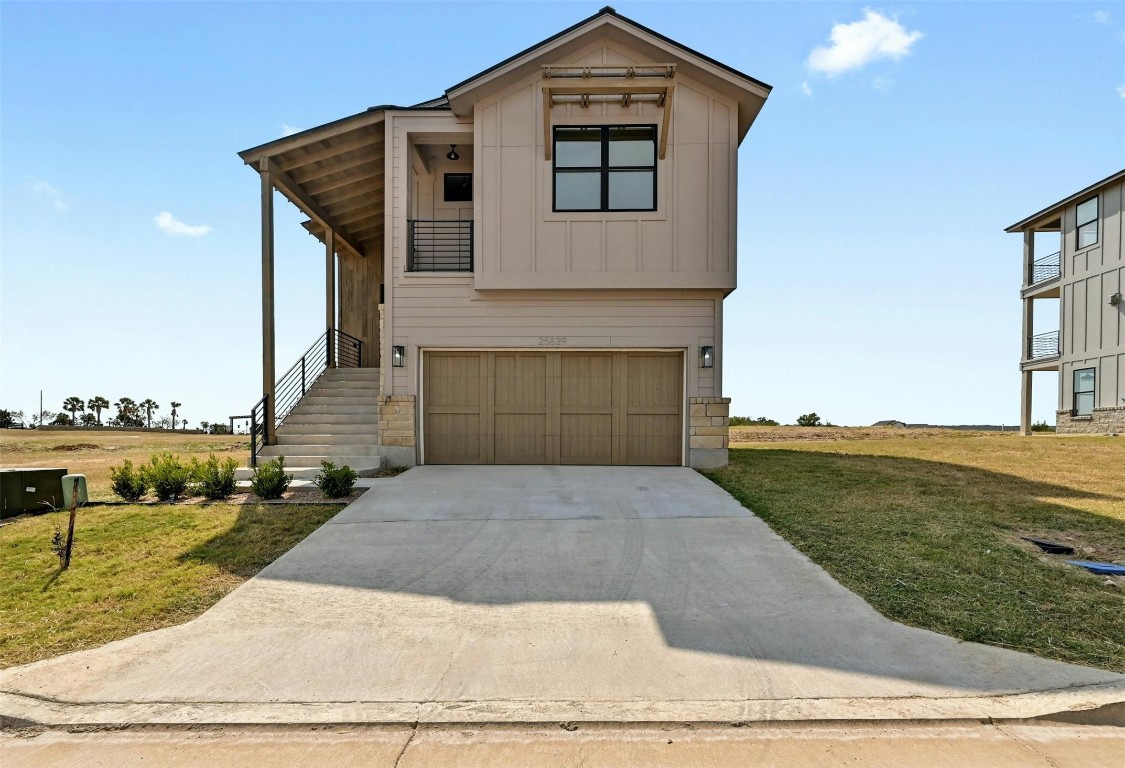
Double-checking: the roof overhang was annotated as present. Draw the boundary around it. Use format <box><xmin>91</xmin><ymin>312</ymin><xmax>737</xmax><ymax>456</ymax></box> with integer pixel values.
<box><xmin>1005</xmin><ymin>168</ymin><xmax>1125</xmax><ymax>233</ymax></box>
<box><xmin>445</xmin><ymin>6</ymin><xmax>771</xmax><ymax>143</ymax></box>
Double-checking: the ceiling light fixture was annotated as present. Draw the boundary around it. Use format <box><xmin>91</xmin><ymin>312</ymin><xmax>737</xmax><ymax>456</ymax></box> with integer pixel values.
<box><xmin>446</xmin><ymin>144</ymin><xmax>459</xmax><ymax>161</ymax></box>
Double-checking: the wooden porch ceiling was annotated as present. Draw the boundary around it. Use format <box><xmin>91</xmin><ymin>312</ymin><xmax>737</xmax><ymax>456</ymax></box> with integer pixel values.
<box><xmin>241</xmin><ymin>119</ymin><xmax>386</xmax><ymax>256</ymax></box>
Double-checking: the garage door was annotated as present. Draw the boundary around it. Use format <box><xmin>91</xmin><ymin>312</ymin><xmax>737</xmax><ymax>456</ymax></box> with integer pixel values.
<box><xmin>423</xmin><ymin>351</ymin><xmax>682</xmax><ymax>465</ymax></box>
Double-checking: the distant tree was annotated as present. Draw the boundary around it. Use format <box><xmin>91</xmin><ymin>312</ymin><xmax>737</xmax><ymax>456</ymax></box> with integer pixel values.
<box><xmin>62</xmin><ymin>396</ymin><xmax>85</xmax><ymax>424</ymax></box>
<box><xmin>155</xmin><ymin>416</ymin><xmax>172</xmax><ymax>429</ymax></box>
<box><xmin>200</xmin><ymin>421</ymin><xmax>210</xmax><ymax>433</ymax></box>
<box><xmin>114</xmin><ymin>397</ymin><xmax>141</xmax><ymax>427</ymax></box>
<box><xmin>29</xmin><ymin>410</ymin><xmax>56</xmax><ymax>428</ymax></box>
<box><xmin>80</xmin><ymin>412</ymin><xmax>98</xmax><ymax>427</ymax></box>
<box><xmin>52</xmin><ymin>413</ymin><xmax>72</xmax><ymax>426</ymax></box>
<box><xmin>87</xmin><ymin>396</ymin><xmax>110</xmax><ymax>426</ymax></box>
<box><xmin>180</xmin><ymin>418</ymin><xmax>189</xmax><ymax>430</ymax></box>
<box><xmin>209</xmin><ymin>422</ymin><xmax>230</xmax><ymax>435</ymax></box>
<box><xmin>0</xmin><ymin>409</ymin><xmax>16</xmax><ymax>428</ymax></box>
<box><xmin>796</xmin><ymin>412</ymin><xmax>822</xmax><ymax>427</ymax></box>
<box><xmin>140</xmin><ymin>398</ymin><xmax>159</xmax><ymax>428</ymax></box>
<box><xmin>170</xmin><ymin>401</ymin><xmax>182</xmax><ymax>431</ymax></box>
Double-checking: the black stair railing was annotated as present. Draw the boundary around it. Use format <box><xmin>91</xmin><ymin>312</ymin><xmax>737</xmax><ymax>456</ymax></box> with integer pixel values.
<box><xmin>248</xmin><ymin>328</ymin><xmax>363</xmax><ymax>466</ymax></box>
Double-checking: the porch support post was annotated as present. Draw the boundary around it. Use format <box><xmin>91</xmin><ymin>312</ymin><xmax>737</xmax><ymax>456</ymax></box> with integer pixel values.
<box><xmin>260</xmin><ymin>158</ymin><xmax>277</xmax><ymax>445</ymax></box>
<box><xmin>326</xmin><ymin>228</ymin><xmax>336</xmax><ymax>368</ymax></box>
<box><xmin>1023</xmin><ymin>229</ymin><xmax>1034</xmax><ymax>287</ymax></box>
<box><xmin>1020</xmin><ymin>370</ymin><xmax>1033</xmax><ymax>436</ymax></box>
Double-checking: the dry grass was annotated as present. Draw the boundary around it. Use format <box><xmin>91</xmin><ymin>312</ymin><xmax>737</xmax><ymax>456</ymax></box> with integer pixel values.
<box><xmin>0</xmin><ymin>501</ymin><xmax>341</xmax><ymax>668</ymax></box>
<box><xmin>707</xmin><ymin>430</ymin><xmax>1125</xmax><ymax>671</ymax></box>
<box><xmin>0</xmin><ymin>430</ymin><xmax>247</xmax><ymax>501</ymax></box>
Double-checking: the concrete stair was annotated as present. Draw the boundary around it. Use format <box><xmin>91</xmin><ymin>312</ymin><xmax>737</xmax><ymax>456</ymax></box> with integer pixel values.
<box><xmin>235</xmin><ymin>368</ymin><xmax>384</xmax><ymax>481</ymax></box>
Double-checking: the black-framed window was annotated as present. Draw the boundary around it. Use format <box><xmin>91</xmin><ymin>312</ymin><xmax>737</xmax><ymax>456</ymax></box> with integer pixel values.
<box><xmin>553</xmin><ymin>125</ymin><xmax>657</xmax><ymax>212</ymax></box>
<box><xmin>444</xmin><ymin>173</ymin><xmax>472</xmax><ymax>202</ymax></box>
<box><xmin>1073</xmin><ymin>367</ymin><xmax>1095</xmax><ymax>416</ymax></box>
<box><xmin>1076</xmin><ymin>196</ymin><xmax>1098</xmax><ymax>249</ymax></box>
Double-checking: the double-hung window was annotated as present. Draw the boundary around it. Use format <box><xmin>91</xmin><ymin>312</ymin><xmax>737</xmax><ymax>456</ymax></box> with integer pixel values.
<box><xmin>1076</xmin><ymin>196</ymin><xmax>1098</xmax><ymax>249</ymax></box>
<box><xmin>1073</xmin><ymin>368</ymin><xmax>1095</xmax><ymax>416</ymax></box>
<box><xmin>553</xmin><ymin>125</ymin><xmax>657</xmax><ymax>212</ymax></box>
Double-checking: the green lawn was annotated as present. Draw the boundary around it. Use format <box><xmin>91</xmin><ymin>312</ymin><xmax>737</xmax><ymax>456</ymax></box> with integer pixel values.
<box><xmin>0</xmin><ymin>502</ymin><xmax>340</xmax><ymax>668</ymax></box>
<box><xmin>706</xmin><ymin>432</ymin><xmax>1125</xmax><ymax>672</ymax></box>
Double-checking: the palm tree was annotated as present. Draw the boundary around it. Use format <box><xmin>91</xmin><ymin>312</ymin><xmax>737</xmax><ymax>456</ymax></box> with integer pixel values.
<box><xmin>139</xmin><ymin>398</ymin><xmax>159</xmax><ymax>429</ymax></box>
<box><xmin>87</xmin><ymin>396</ymin><xmax>110</xmax><ymax>426</ymax></box>
<box><xmin>200</xmin><ymin>421</ymin><xmax>210</xmax><ymax>434</ymax></box>
<box><xmin>170</xmin><ymin>402</ymin><xmax>182</xmax><ymax>431</ymax></box>
<box><xmin>62</xmin><ymin>397</ymin><xmax>85</xmax><ymax>424</ymax></box>
<box><xmin>114</xmin><ymin>397</ymin><xmax>138</xmax><ymax>427</ymax></box>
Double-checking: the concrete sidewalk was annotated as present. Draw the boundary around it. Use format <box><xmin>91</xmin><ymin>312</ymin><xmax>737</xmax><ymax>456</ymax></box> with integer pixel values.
<box><xmin>2</xmin><ymin>466</ymin><xmax>1122</xmax><ymax>728</ymax></box>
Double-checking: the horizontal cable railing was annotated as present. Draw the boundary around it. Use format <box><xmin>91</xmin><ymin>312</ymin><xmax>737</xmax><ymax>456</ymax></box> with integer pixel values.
<box><xmin>408</xmin><ymin>219</ymin><xmax>473</xmax><ymax>272</ymax></box>
<box><xmin>1028</xmin><ymin>251</ymin><xmax>1061</xmax><ymax>286</ymax></box>
<box><xmin>246</xmin><ymin>328</ymin><xmax>364</xmax><ymax>466</ymax></box>
<box><xmin>1027</xmin><ymin>330</ymin><xmax>1059</xmax><ymax>361</ymax></box>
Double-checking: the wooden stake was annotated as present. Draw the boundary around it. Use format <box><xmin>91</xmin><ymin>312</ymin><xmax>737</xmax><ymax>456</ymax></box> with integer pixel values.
<box><xmin>62</xmin><ymin>477</ymin><xmax>79</xmax><ymax>570</ymax></box>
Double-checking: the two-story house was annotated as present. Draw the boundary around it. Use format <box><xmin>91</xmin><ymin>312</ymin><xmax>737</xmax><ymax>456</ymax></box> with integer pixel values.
<box><xmin>1007</xmin><ymin>169</ymin><xmax>1125</xmax><ymax>435</ymax></box>
<box><xmin>236</xmin><ymin>7</ymin><xmax>771</xmax><ymax>476</ymax></box>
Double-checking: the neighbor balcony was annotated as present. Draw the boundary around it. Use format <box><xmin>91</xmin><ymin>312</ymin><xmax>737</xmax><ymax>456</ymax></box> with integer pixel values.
<box><xmin>1022</xmin><ymin>251</ymin><xmax>1061</xmax><ymax>299</ymax></box>
<box><xmin>1023</xmin><ymin>329</ymin><xmax>1060</xmax><ymax>369</ymax></box>
<box><xmin>407</xmin><ymin>219</ymin><xmax>473</xmax><ymax>272</ymax></box>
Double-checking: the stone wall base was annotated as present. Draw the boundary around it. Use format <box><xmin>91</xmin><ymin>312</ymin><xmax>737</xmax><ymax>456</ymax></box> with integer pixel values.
<box><xmin>689</xmin><ymin>397</ymin><xmax>731</xmax><ymax>469</ymax></box>
<box><xmin>378</xmin><ymin>395</ymin><xmax>417</xmax><ymax>467</ymax></box>
<box><xmin>1056</xmin><ymin>406</ymin><xmax>1125</xmax><ymax>435</ymax></box>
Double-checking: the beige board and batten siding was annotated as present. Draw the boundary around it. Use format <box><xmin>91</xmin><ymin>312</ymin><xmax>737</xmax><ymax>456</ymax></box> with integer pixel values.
<box><xmin>1058</xmin><ymin>178</ymin><xmax>1124</xmax><ymax>412</ymax></box>
<box><xmin>473</xmin><ymin>39</ymin><xmax>738</xmax><ymax>291</ymax></box>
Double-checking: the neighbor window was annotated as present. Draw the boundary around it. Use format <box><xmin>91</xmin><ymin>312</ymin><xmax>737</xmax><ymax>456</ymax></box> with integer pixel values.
<box><xmin>1073</xmin><ymin>367</ymin><xmax>1095</xmax><ymax>416</ymax></box>
<box><xmin>1076</xmin><ymin>196</ymin><xmax>1098</xmax><ymax>249</ymax></box>
<box><xmin>553</xmin><ymin>125</ymin><xmax>656</xmax><ymax>212</ymax></box>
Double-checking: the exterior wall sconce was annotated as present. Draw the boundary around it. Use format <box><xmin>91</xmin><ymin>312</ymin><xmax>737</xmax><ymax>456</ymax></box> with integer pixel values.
<box><xmin>392</xmin><ymin>345</ymin><xmax>405</xmax><ymax>367</ymax></box>
<box><xmin>700</xmin><ymin>345</ymin><xmax>714</xmax><ymax>369</ymax></box>
<box><xmin>446</xmin><ymin>144</ymin><xmax>459</xmax><ymax>161</ymax></box>
<box><xmin>1110</xmin><ymin>292</ymin><xmax>1122</xmax><ymax>307</ymax></box>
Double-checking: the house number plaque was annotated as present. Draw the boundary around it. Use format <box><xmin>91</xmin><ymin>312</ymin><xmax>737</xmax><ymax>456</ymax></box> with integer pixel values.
<box><xmin>538</xmin><ymin>336</ymin><xmax>568</xmax><ymax>346</ymax></box>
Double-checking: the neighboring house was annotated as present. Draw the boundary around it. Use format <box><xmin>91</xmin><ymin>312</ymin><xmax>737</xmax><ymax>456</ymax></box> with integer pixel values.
<box><xmin>236</xmin><ymin>7</ymin><xmax>770</xmax><ymax>474</ymax></box>
<box><xmin>1007</xmin><ymin>169</ymin><xmax>1125</xmax><ymax>435</ymax></box>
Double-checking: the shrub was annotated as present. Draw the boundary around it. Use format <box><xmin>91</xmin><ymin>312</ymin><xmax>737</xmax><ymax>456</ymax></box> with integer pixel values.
<box><xmin>796</xmin><ymin>412</ymin><xmax>823</xmax><ymax>427</ymax></box>
<box><xmin>191</xmin><ymin>453</ymin><xmax>238</xmax><ymax>500</ymax></box>
<box><xmin>1031</xmin><ymin>420</ymin><xmax>1055</xmax><ymax>432</ymax></box>
<box><xmin>314</xmin><ymin>461</ymin><xmax>358</xmax><ymax>499</ymax></box>
<box><xmin>110</xmin><ymin>459</ymin><xmax>147</xmax><ymax>501</ymax></box>
<box><xmin>250</xmin><ymin>456</ymin><xmax>292</xmax><ymax>500</ymax></box>
<box><xmin>144</xmin><ymin>452</ymin><xmax>191</xmax><ymax>501</ymax></box>
<box><xmin>730</xmin><ymin>416</ymin><xmax>780</xmax><ymax>426</ymax></box>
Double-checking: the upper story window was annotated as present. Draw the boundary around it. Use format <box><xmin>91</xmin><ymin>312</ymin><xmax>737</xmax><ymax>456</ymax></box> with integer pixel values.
<box><xmin>444</xmin><ymin>173</ymin><xmax>472</xmax><ymax>202</ymax></box>
<box><xmin>1076</xmin><ymin>196</ymin><xmax>1098</xmax><ymax>249</ymax></box>
<box><xmin>1073</xmin><ymin>368</ymin><xmax>1095</xmax><ymax>416</ymax></box>
<box><xmin>553</xmin><ymin>125</ymin><xmax>656</xmax><ymax>212</ymax></box>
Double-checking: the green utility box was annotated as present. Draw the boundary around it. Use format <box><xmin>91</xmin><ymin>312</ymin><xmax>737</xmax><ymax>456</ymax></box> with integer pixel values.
<box><xmin>0</xmin><ymin>467</ymin><xmax>67</xmax><ymax>518</ymax></box>
<box><xmin>62</xmin><ymin>474</ymin><xmax>89</xmax><ymax>509</ymax></box>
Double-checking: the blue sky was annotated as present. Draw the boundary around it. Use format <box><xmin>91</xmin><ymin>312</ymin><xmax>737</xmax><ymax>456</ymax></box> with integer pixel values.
<box><xmin>2</xmin><ymin>1</ymin><xmax>1123</xmax><ymax>429</ymax></box>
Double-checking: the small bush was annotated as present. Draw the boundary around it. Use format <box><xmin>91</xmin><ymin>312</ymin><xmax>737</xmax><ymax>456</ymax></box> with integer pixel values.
<box><xmin>796</xmin><ymin>412</ymin><xmax>823</xmax><ymax>427</ymax></box>
<box><xmin>250</xmin><ymin>456</ymin><xmax>292</xmax><ymax>500</ymax></box>
<box><xmin>1031</xmin><ymin>420</ymin><xmax>1055</xmax><ymax>432</ymax></box>
<box><xmin>110</xmin><ymin>459</ymin><xmax>147</xmax><ymax>501</ymax></box>
<box><xmin>729</xmin><ymin>416</ymin><xmax>779</xmax><ymax>427</ymax></box>
<box><xmin>144</xmin><ymin>452</ymin><xmax>191</xmax><ymax>501</ymax></box>
<box><xmin>314</xmin><ymin>461</ymin><xmax>359</xmax><ymax>499</ymax></box>
<box><xmin>191</xmin><ymin>453</ymin><xmax>238</xmax><ymax>500</ymax></box>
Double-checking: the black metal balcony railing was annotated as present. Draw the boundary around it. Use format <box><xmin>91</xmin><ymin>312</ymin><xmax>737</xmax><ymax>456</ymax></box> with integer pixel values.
<box><xmin>1028</xmin><ymin>251</ymin><xmax>1061</xmax><ymax>286</ymax></box>
<box><xmin>408</xmin><ymin>219</ymin><xmax>473</xmax><ymax>272</ymax></box>
<box><xmin>1027</xmin><ymin>330</ymin><xmax>1059</xmax><ymax>361</ymax></box>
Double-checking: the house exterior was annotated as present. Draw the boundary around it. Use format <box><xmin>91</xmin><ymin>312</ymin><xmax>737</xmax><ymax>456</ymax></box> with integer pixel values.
<box><xmin>1007</xmin><ymin>169</ymin><xmax>1125</xmax><ymax>435</ymax></box>
<box><xmin>237</xmin><ymin>7</ymin><xmax>771</xmax><ymax>474</ymax></box>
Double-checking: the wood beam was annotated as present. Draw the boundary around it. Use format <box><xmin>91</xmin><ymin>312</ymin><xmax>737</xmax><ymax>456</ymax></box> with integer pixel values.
<box><xmin>411</xmin><ymin>143</ymin><xmax>431</xmax><ymax>176</ymax></box>
<box><xmin>316</xmin><ymin>184</ymin><xmax>381</xmax><ymax>208</ymax></box>
<box><xmin>265</xmin><ymin>158</ymin><xmax>365</xmax><ymax>257</ymax></box>
<box><xmin>240</xmin><ymin>111</ymin><xmax>385</xmax><ymax>167</ymax></box>
<box><xmin>659</xmin><ymin>84</ymin><xmax>674</xmax><ymax>160</ymax></box>
<box><xmin>290</xmin><ymin>153</ymin><xmax>384</xmax><ymax>186</ymax></box>
<box><xmin>281</xmin><ymin>129</ymin><xmax>381</xmax><ymax>171</ymax></box>
<box><xmin>350</xmin><ymin>223</ymin><xmax>385</xmax><ymax>240</ymax></box>
<box><xmin>336</xmin><ymin>211</ymin><xmax>382</xmax><ymax>229</ymax></box>
<box><xmin>303</xmin><ymin>167</ymin><xmax>384</xmax><ymax>197</ymax></box>
<box><xmin>259</xmin><ymin>159</ymin><xmax>277</xmax><ymax>445</ymax></box>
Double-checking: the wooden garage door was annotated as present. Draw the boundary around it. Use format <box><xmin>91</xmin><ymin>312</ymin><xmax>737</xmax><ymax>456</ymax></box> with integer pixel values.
<box><xmin>424</xmin><ymin>351</ymin><xmax>682</xmax><ymax>465</ymax></box>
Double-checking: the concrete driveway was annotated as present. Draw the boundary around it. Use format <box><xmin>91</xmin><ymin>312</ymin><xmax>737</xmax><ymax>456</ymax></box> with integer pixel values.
<box><xmin>2</xmin><ymin>466</ymin><xmax>1122</xmax><ymax>727</ymax></box>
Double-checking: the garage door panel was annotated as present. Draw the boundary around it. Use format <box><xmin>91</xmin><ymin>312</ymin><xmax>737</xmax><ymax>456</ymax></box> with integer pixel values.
<box><xmin>561</xmin><ymin>413</ymin><xmax>613</xmax><ymax>464</ymax></box>
<box><xmin>424</xmin><ymin>350</ymin><xmax>682</xmax><ymax>466</ymax></box>
<box><xmin>494</xmin><ymin>414</ymin><xmax>547</xmax><ymax>464</ymax></box>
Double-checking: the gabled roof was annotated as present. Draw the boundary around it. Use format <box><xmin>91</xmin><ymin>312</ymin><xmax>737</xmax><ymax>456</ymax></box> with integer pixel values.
<box><xmin>1005</xmin><ymin>168</ymin><xmax>1125</xmax><ymax>233</ymax></box>
<box><xmin>444</xmin><ymin>6</ymin><xmax>772</xmax><ymax>141</ymax></box>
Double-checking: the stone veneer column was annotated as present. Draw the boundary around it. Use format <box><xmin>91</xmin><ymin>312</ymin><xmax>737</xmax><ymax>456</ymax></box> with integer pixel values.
<box><xmin>689</xmin><ymin>397</ymin><xmax>730</xmax><ymax>469</ymax></box>
<box><xmin>375</xmin><ymin>303</ymin><xmax>418</xmax><ymax>467</ymax></box>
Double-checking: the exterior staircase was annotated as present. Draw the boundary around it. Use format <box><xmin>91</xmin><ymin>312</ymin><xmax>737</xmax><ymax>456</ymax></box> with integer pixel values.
<box><xmin>235</xmin><ymin>367</ymin><xmax>384</xmax><ymax>480</ymax></box>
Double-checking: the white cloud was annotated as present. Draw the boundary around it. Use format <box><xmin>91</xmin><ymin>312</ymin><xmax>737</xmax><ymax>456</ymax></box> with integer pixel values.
<box><xmin>807</xmin><ymin>8</ymin><xmax>923</xmax><ymax>76</ymax></box>
<box><xmin>801</xmin><ymin>81</ymin><xmax>813</xmax><ymax>97</ymax></box>
<box><xmin>1118</xmin><ymin>83</ymin><xmax>1125</xmax><ymax>100</ymax></box>
<box><xmin>281</xmin><ymin>124</ymin><xmax>301</xmax><ymax>137</ymax></box>
<box><xmin>1092</xmin><ymin>10</ymin><xmax>1111</xmax><ymax>24</ymax></box>
<box><xmin>31</xmin><ymin>181</ymin><xmax>69</xmax><ymax>211</ymax></box>
<box><xmin>153</xmin><ymin>211</ymin><xmax>211</xmax><ymax>237</ymax></box>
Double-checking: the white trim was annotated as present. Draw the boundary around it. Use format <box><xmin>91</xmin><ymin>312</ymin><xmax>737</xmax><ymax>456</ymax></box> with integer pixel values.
<box><xmin>418</xmin><ymin>346</ymin><xmax>688</xmax><ymax>467</ymax></box>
